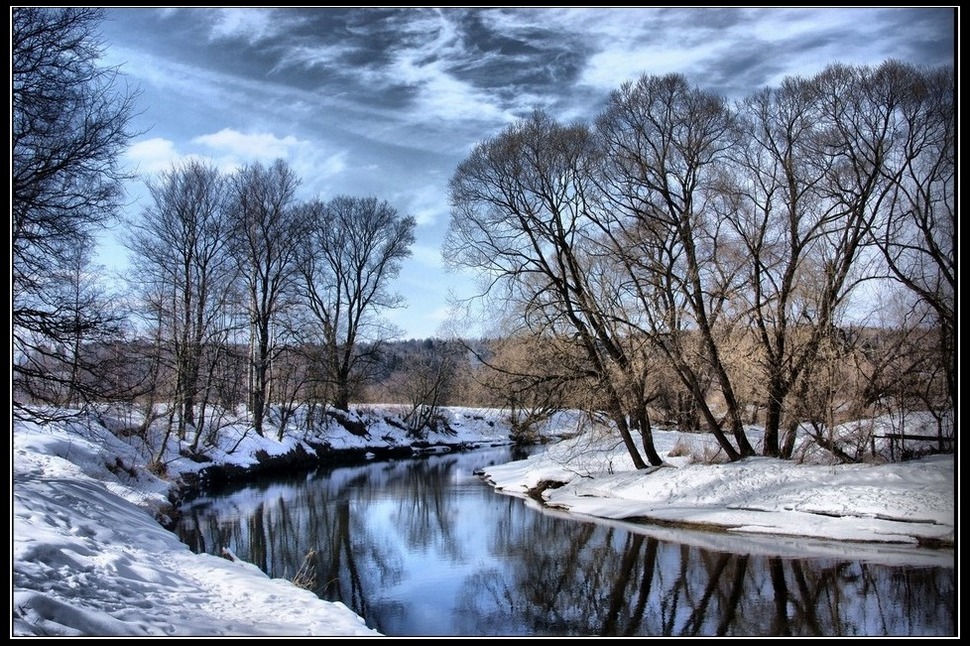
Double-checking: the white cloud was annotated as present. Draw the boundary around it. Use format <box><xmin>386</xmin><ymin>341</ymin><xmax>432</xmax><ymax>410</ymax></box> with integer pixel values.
<box><xmin>412</xmin><ymin>208</ymin><xmax>440</xmax><ymax>228</ymax></box>
<box><xmin>101</xmin><ymin>46</ymin><xmax>274</xmax><ymax>112</ymax></box>
<box><xmin>319</xmin><ymin>151</ymin><xmax>348</xmax><ymax>178</ymax></box>
<box><xmin>124</xmin><ymin>137</ymin><xmax>236</xmax><ymax>181</ymax></box>
<box><xmin>275</xmin><ymin>43</ymin><xmax>355</xmax><ymax>72</ymax></box>
<box><xmin>192</xmin><ymin>128</ymin><xmax>303</xmax><ymax>160</ymax></box>
<box><xmin>125</xmin><ymin>137</ymin><xmax>181</xmax><ymax>174</ymax></box>
<box><xmin>288</xmin><ymin>148</ymin><xmax>349</xmax><ymax>195</ymax></box>
<box><xmin>581</xmin><ymin>45</ymin><xmax>718</xmax><ymax>91</ymax></box>
<box><xmin>746</xmin><ymin>8</ymin><xmax>872</xmax><ymax>43</ymax></box>
<box><xmin>392</xmin><ymin>184</ymin><xmax>448</xmax><ymax>228</ymax></box>
<box><xmin>126</xmin><ymin>130</ymin><xmax>349</xmax><ymax>192</ymax></box>
<box><xmin>554</xmin><ymin>9</ymin><xmax>727</xmax><ymax>90</ymax></box>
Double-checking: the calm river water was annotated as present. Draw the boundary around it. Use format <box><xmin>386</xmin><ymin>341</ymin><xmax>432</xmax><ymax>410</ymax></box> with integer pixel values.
<box><xmin>175</xmin><ymin>446</ymin><xmax>955</xmax><ymax>636</ymax></box>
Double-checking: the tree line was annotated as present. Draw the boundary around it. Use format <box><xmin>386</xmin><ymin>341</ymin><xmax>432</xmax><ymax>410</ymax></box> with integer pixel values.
<box><xmin>13</xmin><ymin>9</ymin><xmax>952</xmax><ymax>465</ymax></box>
<box><xmin>126</xmin><ymin>158</ymin><xmax>415</xmax><ymax>455</ymax></box>
<box><xmin>12</xmin><ymin>9</ymin><xmax>418</xmax><ymax>460</ymax></box>
<box><xmin>445</xmin><ymin>63</ymin><xmax>953</xmax><ymax>466</ymax></box>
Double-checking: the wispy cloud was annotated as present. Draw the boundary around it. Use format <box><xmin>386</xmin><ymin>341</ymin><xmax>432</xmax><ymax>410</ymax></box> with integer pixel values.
<box><xmin>288</xmin><ymin>148</ymin><xmax>349</xmax><ymax>196</ymax></box>
<box><xmin>409</xmin><ymin>243</ymin><xmax>446</xmax><ymax>269</ymax></box>
<box><xmin>100</xmin><ymin>7</ymin><xmax>955</xmax><ymax>339</ymax></box>
<box><xmin>391</xmin><ymin>184</ymin><xmax>449</xmax><ymax>228</ymax></box>
<box><xmin>103</xmin><ymin>45</ymin><xmax>288</xmax><ymax>116</ymax></box>
<box><xmin>386</xmin><ymin>11</ymin><xmax>511</xmax><ymax>123</ymax></box>
<box><xmin>314</xmin><ymin>9</ymin><xmax>515</xmax><ymax>125</ymax></box>
<box><xmin>546</xmin><ymin>7</ymin><xmax>954</xmax><ymax>98</ymax></box>
<box><xmin>209</xmin><ymin>8</ymin><xmax>293</xmax><ymax>45</ymax></box>
<box><xmin>274</xmin><ymin>42</ymin><xmax>356</xmax><ymax>73</ymax></box>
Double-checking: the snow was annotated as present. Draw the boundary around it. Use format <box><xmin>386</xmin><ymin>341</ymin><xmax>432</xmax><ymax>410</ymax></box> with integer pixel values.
<box><xmin>11</xmin><ymin>403</ymin><xmax>557</xmax><ymax>637</ymax></box>
<box><xmin>481</xmin><ymin>422</ymin><xmax>956</xmax><ymax>550</ymax></box>
<box><xmin>13</xmin><ymin>405</ymin><xmax>955</xmax><ymax>636</ymax></box>
<box><xmin>12</xmin><ymin>413</ymin><xmax>380</xmax><ymax>637</ymax></box>
<box><xmin>158</xmin><ymin>404</ymin><xmax>528</xmax><ymax>473</ymax></box>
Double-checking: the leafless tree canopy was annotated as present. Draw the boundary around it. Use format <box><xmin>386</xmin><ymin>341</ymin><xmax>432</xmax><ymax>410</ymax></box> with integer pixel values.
<box><xmin>299</xmin><ymin>196</ymin><xmax>416</xmax><ymax>411</ymax></box>
<box><xmin>226</xmin><ymin>160</ymin><xmax>305</xmax><ymax>437</ymax></box>
<box><xmin>448</xmin><ymin>110</ymin><xmax>665</xmax><ymax>467</ymax></box>
<box><xmin>12</xmin><ymin>16</ymin><xmax>951</xmax><ymax>465</ymax></box>
<box><xmin>116</xmin><ymin>159</ymin><xmax>418</xmax><ymax>449</ymax></box>
<box><xmin>13</xmin><ymin>8</ymin><xmax>138</xmax><ymax>416</ymax></box>
<box><xmin>447</xmin><ymin>63</ymin><xmax>954</xmax><ymax>464</ymax></box>
<box><xmin>127</xmin><ymin>159</ymin><xmax>239</xmax><ymax>457</ymax></box>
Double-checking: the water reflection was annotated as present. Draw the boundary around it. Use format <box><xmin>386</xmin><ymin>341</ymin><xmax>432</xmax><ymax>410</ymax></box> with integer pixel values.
<box><xmin>175</xmin><ymin>448</ymin><xmax>955</xmax><ymax>636</ymax></box>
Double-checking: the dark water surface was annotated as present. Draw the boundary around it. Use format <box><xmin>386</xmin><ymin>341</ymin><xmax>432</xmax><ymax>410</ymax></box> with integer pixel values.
<box><xmin>175</xmin><ymin>446</ymin><xmax>955</xmax><ymax>636</ymax></box>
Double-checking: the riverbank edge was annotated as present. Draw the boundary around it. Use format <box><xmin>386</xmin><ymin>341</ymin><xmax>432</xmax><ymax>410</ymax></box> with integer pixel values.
<box><xmin>477</xmin><ymin>457</ymin><xmax>956</xmax><ymax>552</ymax></box>
<box><xmin>14</xmin><ymin>407</ymin><xmax>529</xmax><ymax>636</ymax></box>
<box><xmin>169</xmin><ymin>436</ymin><xmax>518</xmax><ymax>511</ymax></box>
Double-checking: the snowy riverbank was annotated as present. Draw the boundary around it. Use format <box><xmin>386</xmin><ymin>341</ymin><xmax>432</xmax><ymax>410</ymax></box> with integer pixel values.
<box><xmin>12</xmin><ymin>415</ymin><xmax>379</xmax><ymax>636</ymax></box>
<box><xmin>12</xmin><ymin>405</ymin><xmax>529</xmax><ymax>636</ymax></box>
<box><xmin>481</xmin><ymin>422</ymin><xmax>955</xmax><ymax>554</ymax></box>
<box><xmin>13</xmin><ymin>406</ymin><xmax>955</xmax><ymax>635</ymax></box>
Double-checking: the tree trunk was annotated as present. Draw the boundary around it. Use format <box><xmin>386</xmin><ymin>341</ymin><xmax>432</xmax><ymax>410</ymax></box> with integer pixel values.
<box><xmin>763</xmin><ymin>382</ymin><xmax>785</xmax><ymax>458</ymax></box>
<box><xmin>334</xmin><ymin>366</ymin><xmax>350</xmax><ymax>412</ymax></box>
<box><xmin>251</xmin><ymin>326</ymin><xmax>269</xmax><ymax>437</ymax></box>
<box><xmin>610</xmin><ymin>407</ymin><xmax>647</xmax><ymax>470</ymax></box>
<box><xmin>633</xmin><ymin>402</ymin><xmax>664</xmax><ymax>466</ymax></box>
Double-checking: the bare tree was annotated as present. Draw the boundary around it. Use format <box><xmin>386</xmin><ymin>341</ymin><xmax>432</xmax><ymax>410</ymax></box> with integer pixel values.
<box><xmin>598</xmin><ymin>66</ymin><xmax>942</xmax><ymax>460</ymax></box>
<box><xmin>386</xmin><ymin>340</ymin><xmax>460</xmax><ymax>437</ymax></box>
<box><xmin>268</xmin><ymin>342</ymin><xmax>313</xmax><ymax>441</ymax></box>
<box><xmin>13</xmin><ymin>245</ymin><xmax>128</xmax><ymax>409</ymax></box>
<box><xmin>597</xmin><ymin>74</ymin><xmax>755</xmax><ymax>460</ymax></box>
<box><xmin>229</xmin><ymin>159</ymin><xmax>304</xmax><ymax>437</ymax></box>
<box><xmin>13</xmin><ymin>7</ymin><xmax>137</xmax><ymax>416</ymax></box>
<box><xmin>470</xmin><ymin>335</ymin><xmax>580</xmax><ymax>441</ymax></box>
<box><xmin>299</xmin><ymin>196</ymin><xmax>415</xmax><ymax>411</ymax></box>
<box><xmin>757</xmin><ymin>61</ymin><xmax>932</xmax><ymax>456</ymax></box>
<box><xmin>445</xmin><ymin>65</ymin><xmax>950</xmax><ymax>464</ymax></box>
<box><xmin>127</xmin><ymin>159</ymin><xmax>239</xmax><ymax>455</ymax></box>
<box><xmin>723</xmin><ymin>76</ymin><xmax>829</xmax><ymax>457</ymax></box>
<box><xmin>446</xmin><ymin>110</ymin><xmax>663</xmax><ymax>467</ymax></box>
<box><xmin>720</xmin><ymin>65</ymin><xmax>900</xmax><ymax>458</ymax></box>
<box><xmin>874</xmin><ymin>63</ymin><xmax>955</xmax><ymax>417</ymax></box>
<box><xmin>854</xmin><ymin>292</ymin><xmax>952</xmax><ymax>456</ymax></box>
<box><xmin>55</xmin><ymin>247</ymin><xmax>129</xmax><ymax>407</ymax></box>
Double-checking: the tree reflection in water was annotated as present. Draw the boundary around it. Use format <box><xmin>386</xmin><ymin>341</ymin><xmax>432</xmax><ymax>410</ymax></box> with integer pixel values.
<box><xmin>176</xmin><ymin>448</ymin><xmax>954</xmax><ymax>636</ymax></box>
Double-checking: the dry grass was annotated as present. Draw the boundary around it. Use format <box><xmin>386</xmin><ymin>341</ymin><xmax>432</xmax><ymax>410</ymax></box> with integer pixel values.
<box><xmin>667</xmin><ymin>437</ymin><xmax>728</xmax><ymax>465</ymax></box>
<box><xmin>291</xmin><ymin>549</ymin><xmax>317</xmax><ymax>591</ymax></box>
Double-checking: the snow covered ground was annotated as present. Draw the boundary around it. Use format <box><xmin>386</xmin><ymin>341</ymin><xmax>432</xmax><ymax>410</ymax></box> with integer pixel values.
<box><xmin>13</xmin><ymin>405</ymin><xmax>955</xmax><ymax>636</ymax></box>
<box><xmin>12</xmin><ymin>414</ymin><xmax>381</xmax><ymax>637</ymax></box>
<box><xmin>482</xmin><ymin>421</ymin><xmax>956</xmax><ymax>551</ymax></box>
<box><xmin>11</xmin><ymin>404</ymin><xmax>542</xmax><ymax>637</ymax></box>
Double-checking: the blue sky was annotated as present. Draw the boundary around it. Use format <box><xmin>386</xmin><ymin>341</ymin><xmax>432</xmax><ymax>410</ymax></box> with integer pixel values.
<box><xmin>97</xmin><ymin>7</ymin><xmax>955</xmax><ymax>339</ymax></box>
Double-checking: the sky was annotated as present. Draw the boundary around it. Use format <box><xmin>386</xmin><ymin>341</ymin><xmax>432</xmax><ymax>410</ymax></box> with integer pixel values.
<box><xmin>96</xmin><ymin>7</ymin><xmax>956</xmax><ymax>339</ymax></box>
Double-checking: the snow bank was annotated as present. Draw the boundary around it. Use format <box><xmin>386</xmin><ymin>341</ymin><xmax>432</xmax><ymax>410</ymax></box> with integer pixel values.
<box><xmin>15</xmin><ymin>405</ymin><xmax>954</xmax><ymax>635</ymax></box>
<box><xmin>12</xmin><ymin>403</ymin><xmax>549</xmax><ymax>637</ymax></box>
<box><xmin>482</xmin><ymin>425</ymin><xmax>955</xmax><ymax>548</ymax></box>
<box><xmin>12</xmin><ymin>412</ymin><xmax>382</xmax><ymax>636</ymax></box>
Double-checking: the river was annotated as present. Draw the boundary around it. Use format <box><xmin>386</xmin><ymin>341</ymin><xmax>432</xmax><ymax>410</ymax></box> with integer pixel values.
<box><xmin>174</xmin><ymin>445</ymin><xmax>955</xmax><ymax>636</ymax></box>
